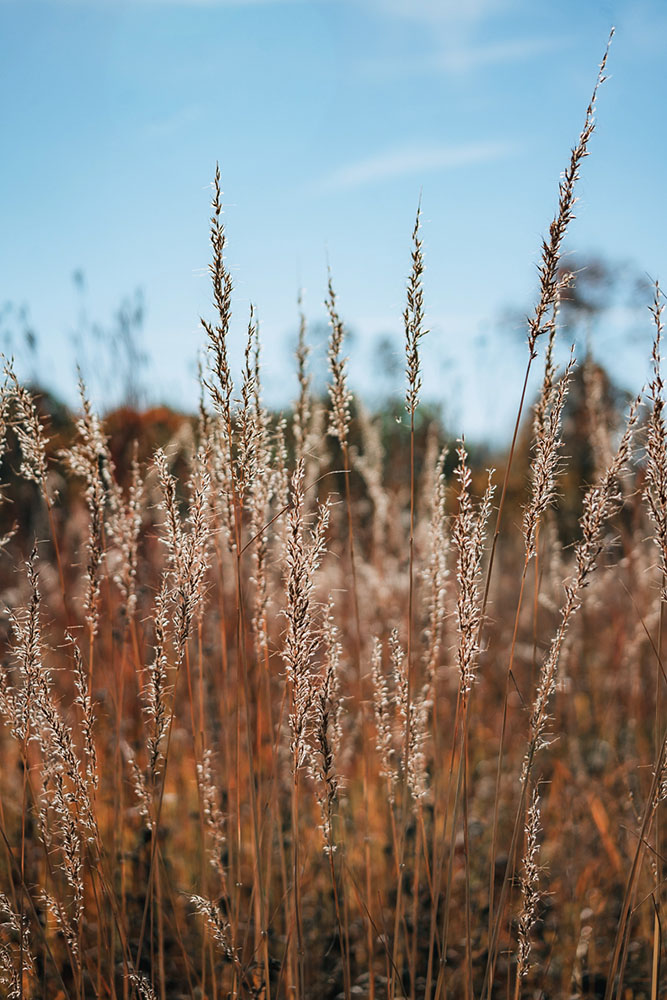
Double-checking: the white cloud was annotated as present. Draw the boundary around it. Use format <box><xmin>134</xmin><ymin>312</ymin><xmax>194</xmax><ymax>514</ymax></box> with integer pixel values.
<box><xmin>360</xmin><ymin>0</ymin><xmax>563</xmax><ymax>81</ymax></box>
<box><xmin>360</xmin><ymin>34</ymin><xmax>564</xmax><ymax>80</ymax></box>
<box><xmin>436</xmin><ymin>35</ymin><xmax>564</xmax><ymax>73</ymax></box>
<box><xmin>315</xmin><ymin>140</ymin><xmax>515</xmax><ymax>193</ymax></box>
<box><xmin>372</xmin><ymin>0</ymin><xmax>515</xmax><ymax>30</ymax></box>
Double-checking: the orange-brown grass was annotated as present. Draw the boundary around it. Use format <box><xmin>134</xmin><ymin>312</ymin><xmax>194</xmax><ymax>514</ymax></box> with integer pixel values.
<box><xmin>0</xmin><ymin>32</ymin><xmax>666</xmax><ymax>1000</ymax></box>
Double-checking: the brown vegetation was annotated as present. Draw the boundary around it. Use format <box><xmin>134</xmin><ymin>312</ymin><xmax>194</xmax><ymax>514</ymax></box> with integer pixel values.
<box><xmin>0</xmin><ymin>30</ymin><xmax>665</xmax><ymax>1000</ymax></box>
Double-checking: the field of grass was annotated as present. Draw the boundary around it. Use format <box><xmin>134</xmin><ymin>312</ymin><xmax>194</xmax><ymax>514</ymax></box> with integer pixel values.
<box><xmin>0</xmin><ymin>33</ymin><xmax>665</xmax><ymax>1000</ymax></box>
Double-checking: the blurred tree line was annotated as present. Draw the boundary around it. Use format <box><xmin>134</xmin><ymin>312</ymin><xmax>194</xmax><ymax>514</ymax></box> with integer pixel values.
<box><xmin>0</xmin><ymin>254</ymin><xmax>653</xmax><ymax>551</ymax></box>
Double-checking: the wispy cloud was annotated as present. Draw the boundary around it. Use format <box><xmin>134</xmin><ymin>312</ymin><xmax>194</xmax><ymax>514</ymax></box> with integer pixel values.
<box><xmin>360</xmin><ymin>34</ymin><xmax>564</xmax><ymax>80</ymax></box>
<box><xmin>372</xmin><ymin>0</ymin><xmax>515</xmax><ymax>30</ymax></box>
<box><xmin>436</xmin><ymin>35</ymin><xmax>564</xmax><ymax>73</ymax></box>
<box><xmin>360</xmin><ymin>0</ymin><xmax>562</xmax><ymax>79</ymax></box>
<box><xmin>314</xmin><ymin>140</ymin><xmax>515</xmax><ymax>194</ymax></box>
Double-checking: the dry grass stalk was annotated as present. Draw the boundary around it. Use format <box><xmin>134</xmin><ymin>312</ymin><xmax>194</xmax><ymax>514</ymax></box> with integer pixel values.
<box><xmin>515</xmin><ymin>784</ymin><xmax>542</xmax><ymax>988</ymax></box>
<box><xmin>388</xmin><ymin>629</ymin><xmax>428</xmax><ymax>804</ymax></box>
<box><xmin>309</xmin><ymin>600</ymin><xmax>343</xmax><ymax>853</ymax></box>
<box><xmin>197</xmin><ymin>747</ymin><xmax>227</xmax><ymax>882</ymax></box>
<box><xmin>201</xmin><ymin>164</ymin><xmax>238</xmax><ymax>557</ymax></box>
<box><xmin>523</xmin><ymin>349</ymin><xmax>576</xmax><ymax>559</ymax></box>
<box><xmin>60</xmin><ymin>376</ymin><xmax>108</xmax><ymax>636</ymax></box>
<box><xmin>452</xmin><ymin>441</ymin><xmax>495</xmax><ymax>696</ymax></box>
<box><xmin>0</xmin><ymin>893</ymin><xmax>34</xmax><ymax>1000</ymax></box>
<box><xmin>105</xmin><ymin>444</ymin><xmax>144</xmax><ymax>621</ymax></box>
<box><xmin>190</xmin><ymin>895</ymin><xmax>234</xmax><ymax>961</ymax></box>
<box><xmin>482</xmin><ymin>392</ymin><xmax>639</xmax><ymax>998</ymax></box>
<box><xmin>487</xmin><ymin>346</ymin><xmax>586</xmax><ymax>993</ymax></box>
<box><xmin>143</xmin><ymin>583</ymin><xmax>171</xmax><ymax>781</ymax></box>
<box><xmin>236</xmin><ymin>307</ymin><xmax>259</xmax><ymax>509</ymax></box>
<box><xmin>532</xmin><ymin>304</ymin><xmax>558</xmax><ymax>444</ymax></box>
<box><xmin>525</xmin><ymin>396</ymin><xmax>640</xmax><ymax>776</ymax></box>
<box><xmin>282</xmin><ymin>461</ymin><xmax>332</xmax><ymax>999</ymax></box>
<box><xmin>155</xmin><ymin>447</ymin><xmax>211</xmax><ymax>665</ymax></box>
<box><xmin>326</xmin><ymin>273</ymin><xmax>352</xmax><ymax>450</ymax></box>
<box><xmin>248</xmin><ymin>365</ymin><xmax>273</xmax><ymax>651</ymax></box>
<box><xmin>69</xmin><ymin>634</ymin><xmax>98</xmax><ymax>791</ymax></box>
<box><xmin>478</xmin><ymin>29</ymin><xmax>614</xmax><ymax>667</ymax></box>
<box><xmin>294</xmin><ymin>293</ymin><xmax>312</xmax><ymax>458</ymax></box>
<box><xmin>128</xmin><ymin>971</ymin><xmax>158</xmax><ymax>1000</ymax></box>
<box><xmin>371</xmin><ymin>636</ymin><xmax>399</xmax><ymax>802</ymax></box>
<box><xmin>0</xmin><ymin>549</ymin><xmax>43</xmax><ymax>747</ymax></box>
<box><xmin>3</xmin><ymin>359</ymin><xmax>50</xmax><ymax>497</ymax></box>
<box><xmin>527</xmin><ymin>32</ymin><xmax>613</xmax><ymax>358</ymax></box>
<box><xmin>401</xmin><ymin>207</ymin><xmax>429</xmax><ymax>1000</ymax></box>
<box><xmin>422</xmin><ymin>448</ymin><xmax>449</xmax><ymax>685</ymax></box>
<box><xmin>644</xmin><ymin>282</ymin><xmax>667</xmax><ymax>595</ymax></box>
<box><xmin>283</xmin><ymin>459</ymin><xmax>331</xmax><ymax>771</ymax></box>
<box><xmin>201</xmin><ymin>164</ymin><xmax>233</xmax><ymax>425</ymax></box>
<box><xmin>404</xmin><ymin>200</ymin><xmax>427</xmax><ymax>417</ymax></box>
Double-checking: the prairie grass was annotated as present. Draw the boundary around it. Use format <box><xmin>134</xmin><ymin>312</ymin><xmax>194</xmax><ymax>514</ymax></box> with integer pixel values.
<box><xmin>0</xmin><ymin>32</ymin><xmax>666</xmax><ymax>1000</ymax></box>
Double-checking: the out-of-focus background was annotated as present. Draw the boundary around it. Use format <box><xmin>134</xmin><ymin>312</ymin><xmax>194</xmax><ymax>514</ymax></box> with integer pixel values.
<box><xmin>2</xmin><ymin>0</ymin><xmax>665</xmax><ymax>440</ymax></box>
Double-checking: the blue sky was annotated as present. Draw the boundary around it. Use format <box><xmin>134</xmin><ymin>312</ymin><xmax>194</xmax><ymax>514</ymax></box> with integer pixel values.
<box><xmin>1</xmin><ymin>0</ymin><xmax>666</xmax><ymax>440</ymax></box>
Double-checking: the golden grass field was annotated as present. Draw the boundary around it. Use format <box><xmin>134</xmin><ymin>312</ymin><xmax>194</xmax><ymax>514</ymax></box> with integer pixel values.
<box><xmin>0</xmin><ymin>32</ymin><xmax>665</xmax><ymax>1000</ymax></box>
